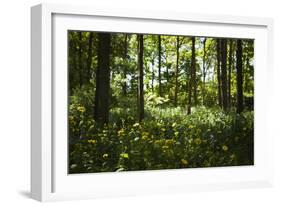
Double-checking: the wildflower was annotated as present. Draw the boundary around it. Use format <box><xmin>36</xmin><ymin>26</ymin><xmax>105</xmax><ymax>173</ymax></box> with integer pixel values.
<box><xmin>194</xmin><ymin>138</ymin><xmax>202</xmax><ymax>145</ymax></box>
<box><xmin>133</xmin><ymin>123</ymin><xmax>140</xmax><ymax>127</ymax></box>
<box><xmin>165</xmin><ymin>139</ymin><xmax>175</xmax><ymax>145</ymax></box>
<box><xmin>120</xmin><ymin>153</ymin><xmax>129</xmax><ymax>159</ymax></box>
<box><xmin>102</xmin><ymin>153</ymin><xmax>109</xmax><ymax>158</ymax></box>
<box><xmin>88</xmin><ymin>139</ymin><xmax>97</xmax><ymax>144</ymax></box>
<box><xmin>77</xmin><ymin>106</ymin><xmax>85</xmax><ymax>113</ymax></box>
<box><xmin>117</xmin><ymin>128</ymin><xmax>125</xmax><ymax>136</ymax></box>
<box><xmin>222</xmin><ymin>145</ymin><xmax>228</xmax><ymax>151</ymax></box>
<box><xmin>181</xmin><ymin>159</ymin><xmax>188</xmax><ymax>165</ymax></box>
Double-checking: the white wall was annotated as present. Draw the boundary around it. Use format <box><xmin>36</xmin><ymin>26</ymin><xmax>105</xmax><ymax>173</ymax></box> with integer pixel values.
<box><xmin>0</xmin><ymin>0</ymin><xmax>280</xmax><ymax>205</ymax></box>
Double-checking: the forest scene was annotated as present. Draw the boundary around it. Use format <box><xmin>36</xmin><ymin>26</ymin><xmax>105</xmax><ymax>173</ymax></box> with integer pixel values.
<box><xmin>68</xmin><ymin>30</ymin><xmax>254</xmax><ymax>174</ymax></box>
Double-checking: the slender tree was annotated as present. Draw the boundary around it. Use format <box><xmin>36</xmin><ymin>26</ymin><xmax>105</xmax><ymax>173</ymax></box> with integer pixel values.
<box><xmin>174</xmin><ymin>36</ymin><xmax>180</xmax><ymax>107</ymax></box>
<box><xmin>94</xmin><ymin>33</ymin><xmax>111</xmax><ymax>125</ymax></box>
<box><xmin>122</xmin><ymin>34</ymin><xmax>128</xmax><ymax>95</ymax></box>
<box><xmin>158</xmin><ymin>35</ymin><xmax>162</xmax><ymax>96</ymax></box>
<box><xmin>221</xmin><ymin>39</ymin><xmax>228</xmax><ymax>111</ymax></box>
<box><xmin>216</xmin><ymin>38</ymin><xmax>222</xmax><ymax>107</ymax></box>
<box><xmin>86</xmin><ymin>32</ymin><xmax>93</xmax><ymax>82</ymax></box>
<box><xmin>236</xmin><ymin>39</ymin><xmax>244</xmax><ymax>113</ymax></box>
<box><xmin>151</xmin><ymin>58</ymin><xmax>155</xmax><ymax>92</ymax></box>
<box><xmin>202</xmin><ymin>38</ymin><xmax>207</xmax><ymax>105</ymax></box>
<box><xmin>191</xmin><ymin>37</ymin><xmax>197</xmax><ymax>105</ymax></box>
<box><xmin>137</xmin><ymin>34</ymin><xmax>145</xmax><ymax>122</ymax></box>
<box><xmin>78</xmin><ymin>32</ymin><xmax>83</xmax><ymax>87</ymax></box>
<box><xmin>228</xmin><ymin>40</ymin><xmax>233</xmax><ymax>108</ymax></box>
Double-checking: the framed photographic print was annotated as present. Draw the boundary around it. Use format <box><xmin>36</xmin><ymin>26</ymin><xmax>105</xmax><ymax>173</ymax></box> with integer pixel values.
<box><xmin>31</xmin><ymin>3</ymin><xmax>274</xmax><ymax>201</ymax></box>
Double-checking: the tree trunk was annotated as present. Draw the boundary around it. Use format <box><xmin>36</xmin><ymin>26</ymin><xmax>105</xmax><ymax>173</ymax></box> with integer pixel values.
<box><xmin>216</xmin><ymin>39</ymin><xmax>222</xmax><ymax>107</ymax></box>
<box><xmin>202</xmin><ymin>38</ymin><xmax>206</xmax><ymax>105</ymax></box>
<box><xmin>78</xmin><ymin>32</ymin><xmax>83</xmax><ymax>87</ymax></box>
<box><xmin>158</xmin><ymin>35</ymin><xmax>162</xmax><ymax>96</ymax></box>
<box><xmin>94</xmin><ymin>33</ymin><xmax>111</xmax><ymax>125</ymax></box>
<box><xmin>236</xmin><ymin>39</ymin><xmax>244</xmax><ymax>114</ymax></box>
<box><xmin>228</xmin><ymin>40</ymin><xmax>233</xmax><ymax>108</ymax></box>
<box><xmin>151</xmin><ymin>58</ymin><xmax>155</xmax><ymax>92</ymax></box>
<box><xmin>191</xmin><ymin>37</ymin><xmax>197</xmax><ymax>105</ymax></box>
<box><xmin>86</xmin><ymin>32</ymin><xmax>93</xmax><ymax>82</ymax></box>
<box><xmin>138</xmin><ymin>34</ymin><xmax>145</xmax><ymax>122</ymax></box>
<box><xmin>174</xmin><ymin>36</ymin><xmax>180</xmax><ymax>107</ymax></box>
<box><xmin>122</xmin><ymin>34</ymin><xmax>128</xmax><ymax>95</ymax></box>
<box><xmin>221</xmin><ymin>39</ymin><xmax>228</xmax><ymax>111</ymax></box>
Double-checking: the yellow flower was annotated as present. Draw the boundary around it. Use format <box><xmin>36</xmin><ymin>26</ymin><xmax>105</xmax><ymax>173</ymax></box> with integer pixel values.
<box><xmin>117</xmin><ymin>129</ymin><xmax>125</xmax><ymax>136</ymax></box>
<box><xmin>194</xmin><ymin>138</ymin><xmax>202</xmax><ymax>145</ymax></box>
<box><xmin>77</xmin><ymin>106</ymin><xmax>85</xmax><ymax>113</ymax></box>
<box><xmin>88</xmin><ymin>139</ymin><xmax>97</xmax><ymax>144</ymax></box>
<box><xmin>181</xmin><ymin>159</ymin><xmax>188</xmax><ymax>165</ymax></box>
<box><xmin>165</xmin><ymin>139</ymin><xmax>175</xmax><ymax>145</ymax></box>
<box><xmin>103</xmin><ymin>153</ymin><xmax>109</xmax><ymax>158</ymax></box>
<box><xmin>222</xmin><ymin>145</ymin><xmax>228</xmax><ymax>151</ymax></box>
<box><xmin>120</xmin><ymin>153</ymin><xmax>129</xmax><ymax>159</ymax></box>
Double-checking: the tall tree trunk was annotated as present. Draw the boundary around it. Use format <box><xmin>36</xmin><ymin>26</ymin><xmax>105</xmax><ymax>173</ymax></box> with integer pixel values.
<box><xmin>191</xmin><ymin>37</ymin><xmax>197</xmax><ymax>105</ymax></box>
<box><xmin>216</xmin><ymin>39</ymin><xmax>222</xmax><ymax>107</ymax></box>
<box><xmin>122</xmin><ymin>34</ymin><xmax>128</xmax><ymax>95</ymax></box>
<box><xmin>221</xmin><ymin>39</ymin><xmax>228</xmax><ymax>111</ymax></box>
<box><xmin>158</xmin><ymin>35</ymin><xmax>162</xmax><ymax>96</ymax></box>
<box><xmin>151</xmin><ymin>58</ymin><xmax>154</xmax><ymax>92</ymax></box>
<box><xmin>86</xmin><ymin>32</ymin><xmax>93</xmax><ymax>82</ymax></box>
<box><xmin>94</xmin><ymin>33</ymin><xmax>111</xmax><ymax>125</ymax></box>
<box><xmin>138</xmin><ymin>34</ymin><xmax>145</xmax><ymax>122</ymax></box>
<box><xmin>236</xmin><ymin>39</ymin><xmax>244</xmax><ymax>114</ymax></box>
<box><xmin>202</xmin><ymin>38</ymin><xmax>206</xmax><ymax>105</ymax></box>
<box><xmin>78</xmin><ymin>32</ymin><xmax>83</xmax><ymax>87</ymax></box>
<box><xmin>174</xmin><ymin>36</ymin><xmax>180</xmax><ymax>107</ymax></box>
<box><xmin>228</xmin><ymin>40</ymin><xmax>233</xmax><ymax>108</ymax></box>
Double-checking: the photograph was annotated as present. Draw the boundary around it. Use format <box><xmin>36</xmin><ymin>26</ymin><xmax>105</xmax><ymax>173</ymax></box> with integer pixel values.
<box><xmin>67</xmin><ymin>31</ymin><xmax>254</xmax><ymax>174</ymax></box>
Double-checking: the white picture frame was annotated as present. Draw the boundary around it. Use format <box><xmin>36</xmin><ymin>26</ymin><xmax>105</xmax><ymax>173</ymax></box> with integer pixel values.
<box><xmin>31</xmin><ymin>3</ymin><xmax>274</xmax><ymax>202</ymax></box>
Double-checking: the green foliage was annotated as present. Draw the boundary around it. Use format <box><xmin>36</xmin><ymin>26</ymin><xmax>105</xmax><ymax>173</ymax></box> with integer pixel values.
<box><xmin>69</xmin><ymin>107</ymin><xmax>253</xmax><ymax>173</ymax></box>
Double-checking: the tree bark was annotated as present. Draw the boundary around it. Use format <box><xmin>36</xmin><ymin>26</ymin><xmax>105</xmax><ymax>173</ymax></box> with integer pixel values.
<box><xmin>191</xmin><ymin>37</ymin><xmax>197</xmax><ymax>105</ymax></box>
<box><xmin>236</xmin><ymin>39</ymin><xmax>244</xmax><ymax>114</ymax></box>
<box><xmin>94</xmin><ymin>33</ymin><xmax>111</xmax><ymax>125</ymax></box>
<box><xmin>228</xmin><ymin>40</ymin><xmax>233</xmax><ymax>108</ymax></box>
<box><xmin>158</xmin><ymin>35</ymin><xmax>162</xmax><ymax>96</ymax></box>
<box><xmin>138</xmin><ymin>34</ymin><xmax>145</xmax><ymax>122</ymax></box>
<box><xmin>174</xmin><ymin>36</ymin><xmax>180</xmax><ymax>107</ymax></box>
<box><xmin>86</xmin><ymin>32</ymin><xmax>93</xmax><ymax>82</ymax></box>
<box><xmin>216</xmin><ymin>39</ymin><xmax>222</xmax><ymax>107</ymax></box>
<box><xmin>122</xmin><ymin>34</ymin><xmax>128</xmax><ymax>95</ymax></box>
<box><xmin>221</xmin><ymin>39</ymin><xmax>228</xmax><ymax>111</ymax></box>
<box><xmin>78</xmin><ymin>32</ymin><xmax>83</xmax><ymax>87</ymax></box>
<box><xmin>202</xmin><ymin>38</ymin><xmax>206</xmax><ymax>105</ymax></box>
<box><xmin>151</xmin><ymin>58</ymin><xmax>155</xmax><ymax>92</ymax></box>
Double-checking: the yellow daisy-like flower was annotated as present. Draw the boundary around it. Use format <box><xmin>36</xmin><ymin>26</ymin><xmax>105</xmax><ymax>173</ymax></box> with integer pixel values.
<box><xmin>194</xmin><ymin>138</ymin><xmax>202</xmax><ymax>145</ymax></box>
<box><xmin>222</xmin><ymin>145</ymin><xmax>228</xmax><ymax>151</ymax></box>
<box><xmin>88</xmin><ymin>139</ymin><xmax>97</xmax><ymax>144</ymax></box>
<box><xmin>117</xmin><ymin>129</ymin><xmax>125</xmax><ymax>136</ymax></box>
<box><xmin>120</xmin><ymin>153</ymin><xmax>129</xmax><ymax>159</ymax></box>
<box><xmin>181</xmin><ymin>159</ymin><xmax>188</xmax><ymax>165</ymax></box>
<box><xmin>77</xmin><ymin>106</ymin><xmax>86</xmax><ymax>113</ymax></box>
